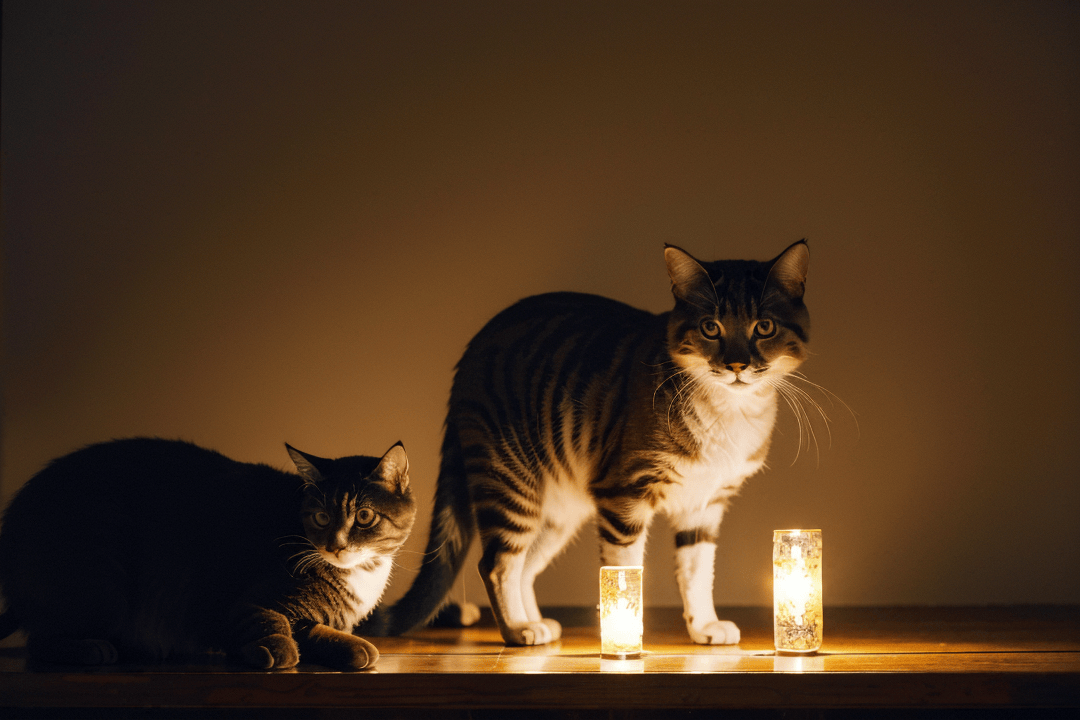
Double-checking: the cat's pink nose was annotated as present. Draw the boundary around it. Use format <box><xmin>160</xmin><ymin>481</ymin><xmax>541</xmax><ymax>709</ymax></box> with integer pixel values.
<box><xmin>727</xmin><ymin>362</ymin><xmax>746</xmax><ymax>372</ymax></box>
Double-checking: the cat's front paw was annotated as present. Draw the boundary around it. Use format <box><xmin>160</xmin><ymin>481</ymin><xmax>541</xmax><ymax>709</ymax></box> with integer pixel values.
<box><xmin>687</xmin><ymin>620</ymin><xmax>740</xmax><ymax>645</ymax></box>
<box><xmin>241</xmin><ymin>633</ymin><xmax>300</xmax><ymax>669</ymax></box>
<box><xmin>296</xmin><ymin>623</ymin><xmax>380</xmax><ymax>670</ymax></box>
<box><xmin>339</xmin><ymin>635</ymin><xmax>379</xmax><ymax>670</ymax></box>
<box><xmin>501</xmin><ymin>618</ymin><xmax>562</xmax><ymax>646</ymax></box>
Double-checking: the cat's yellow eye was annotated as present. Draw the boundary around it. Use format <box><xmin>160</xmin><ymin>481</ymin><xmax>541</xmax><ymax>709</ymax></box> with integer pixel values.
<box><xmin>699</xmin><ymin>318</ymin><xmax>722</xmax><ymax>339</ymax></box>
<box><xmin>313</xmin><ymin>511</ymin><xmax>331</xmax><ymax>528</ymax></box>
<box><xmin>356</xmin><ymin>507</ymin><xmax>378</xmax><ymax>528</ymax></box>
<box><xmin>754</xmin><ymin>319</ymin><xmax>777</xmax><ymax>338</ymax></box>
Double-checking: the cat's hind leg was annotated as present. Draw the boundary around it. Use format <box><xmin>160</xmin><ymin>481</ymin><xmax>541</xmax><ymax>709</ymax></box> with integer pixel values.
<box><xmin>479</xmin><ymin>539</ymin><xmax>559</xmax><ymax>646</ymax></box>
<box><xmin>19</xmin><ymin>554</ymin><xmax>128</xmax><ymax>665</ymax></box>
<box><xmin>468</xmin><ymin>442</ymin><xmax>559</xmax><ymax>645</ymax></box>
<box><xmin>519</xmin><ymin>487</ymin><xmax>593</xmax><ymax>636</ymax></box>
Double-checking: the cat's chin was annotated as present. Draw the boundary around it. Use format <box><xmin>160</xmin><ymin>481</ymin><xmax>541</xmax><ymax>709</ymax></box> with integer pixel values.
<box><xmin>720</xmin><ymin>380</ymin><xmax>766</xmax><ymax>395</ymax></box>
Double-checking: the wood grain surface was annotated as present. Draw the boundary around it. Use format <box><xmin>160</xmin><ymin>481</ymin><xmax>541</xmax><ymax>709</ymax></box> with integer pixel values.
<box><xmin>1</xmin><ymin>606</ymin><xmax>1077</xmax><ymax>713</ymax></box>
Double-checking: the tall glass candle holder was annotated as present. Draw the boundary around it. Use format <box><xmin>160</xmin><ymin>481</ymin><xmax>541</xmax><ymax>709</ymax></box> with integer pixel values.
<box><xmin>599</xmin><ymin>565</ymin><xmax>643</xmax><ymax>659</ymax></box>
<box><xmin>773</xmin><ymin>529</ymin><xmax>823</xmax><ymax>654</ymax></box>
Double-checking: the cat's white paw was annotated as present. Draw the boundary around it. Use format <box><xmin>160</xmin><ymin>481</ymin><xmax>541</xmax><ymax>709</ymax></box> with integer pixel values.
<box><xmin>502</xmin><ymin>618</ymin><xmax>562</xmax><ymax>646</ymax></box>
<box><xmin>687</xmin><ymin>620</ymin><xmax>740</xmax><ymax>645</ymax></box>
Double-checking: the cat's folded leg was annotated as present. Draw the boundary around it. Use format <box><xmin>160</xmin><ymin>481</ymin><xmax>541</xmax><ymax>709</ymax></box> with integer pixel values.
<box><xmin>16</xmin><ymin>551</ymin><xmax>129</xmax><ymax>665</ymax></box>
<box><xmin>294</xmin><ymin>620</ymin><xmax>378</xmax><ymax>670</ymax></box>
<box><xmin>232</xmin><ymin>605</ymin><xmax>300</xmax><ymax>670</ymax></box>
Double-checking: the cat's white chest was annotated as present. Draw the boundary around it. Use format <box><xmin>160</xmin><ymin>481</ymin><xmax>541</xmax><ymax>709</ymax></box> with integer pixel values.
<box><xmin>664</xmin><ymin>389</ymin><xmax>777</xmax><ymax>514</ymax></box>
<box><xmin>343</xmin><ymin>559</ymin><xmax>394</xmax><ymax>621</ymax></box>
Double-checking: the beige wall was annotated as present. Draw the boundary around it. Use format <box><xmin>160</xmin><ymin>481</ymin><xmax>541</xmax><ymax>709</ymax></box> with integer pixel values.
<box><xmin>3</xmin><ymin>1</ymin><xmax>1078</xmax><ymax>608</ymax></box>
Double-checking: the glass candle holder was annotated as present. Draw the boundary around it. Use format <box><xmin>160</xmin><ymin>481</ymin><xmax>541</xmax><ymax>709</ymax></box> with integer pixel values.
<box><xmin>773</xmin><ymin>529</ymin><xmax>823</xmax><ymax>654</ymax></box>
<box><xmin>599</xmin><ymin>565</ymin><xmax>643</xmax><ymax>659</ymax></box>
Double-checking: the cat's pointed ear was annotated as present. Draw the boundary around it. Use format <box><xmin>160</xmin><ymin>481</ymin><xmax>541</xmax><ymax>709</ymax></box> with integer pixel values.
<box><xmin>665</xmin><ymin>244</ymin><xmax>718</xmax><ymax>311</ymax></box>
<box><xmin>374</xmin><ymin>441</ymin><xmax>409</xmax><ymax>493</ymax></box>
<box><xmin>766</xmin><ymin>240</ymin><xmax>809</xmax><ymax>299</ymax></box>
<box><xmin>286</xmin><ymin>443</ymin><xmax>324</xmax><ymax>485</ymax></box>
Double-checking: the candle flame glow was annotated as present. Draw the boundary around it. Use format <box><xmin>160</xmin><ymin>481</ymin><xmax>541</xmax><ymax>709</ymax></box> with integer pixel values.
<box><xmin>600</xmin><ymin>566</ymin><xmax>643</xmax><ymax>659</ymax></box>
<box><xmin>773</xmin><ymin>529</ymin><xmax>823</xmax><ymax>653</ymax></box>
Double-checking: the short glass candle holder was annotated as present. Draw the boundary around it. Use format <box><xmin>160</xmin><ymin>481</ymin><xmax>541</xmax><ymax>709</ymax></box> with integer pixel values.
<box><xmin>599</xmin><ymin>565</ymin><xmax>643</xmax><ymax>659</ymax></box>
<box><xmin>773</xmin><ymin>529</ymin><xmax>823</xmax><ymax>654</ymax></box>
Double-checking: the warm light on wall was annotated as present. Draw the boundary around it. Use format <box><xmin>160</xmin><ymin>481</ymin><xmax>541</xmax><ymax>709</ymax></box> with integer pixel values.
<box><xmin>773</xmin><ymin>529</ymin><xmax>823</xmax><ymax>654</ymax></box>
<box><xmin>600</xmin><ymin>565</ymin><xmax>643</xmax><ymax>659</ymax></box>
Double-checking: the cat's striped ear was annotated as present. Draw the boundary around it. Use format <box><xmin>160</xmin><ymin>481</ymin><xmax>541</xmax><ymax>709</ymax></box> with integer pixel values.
<box><xmin>285</xmin><ymin>443</ymin><xmax>324</xmax><ymax>486</ymax></box>
<box><xmin>374</xmin><ymin>441</ymin><xmax>410</xmax><ymax>493</ymax></box>
<box><xmin>664</xmin><ymin>244</ymin><xmax>718</xmax><ymax>312</ymax></box>
<box><xmin>766</xmin><ymin>240</ymin><xmax>809</xmax><ymax>299</ymax></box>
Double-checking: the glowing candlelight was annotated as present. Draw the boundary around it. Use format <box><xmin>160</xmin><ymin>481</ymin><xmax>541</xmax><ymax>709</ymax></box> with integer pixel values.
<box><xmin>773</xmin><ymin>529</ymin><xmax>823</xmax><ymax>654</ymax></box>
<box><xmin>600</xmin><ymin>565</ymin><xmax>643</xmax><ymax>659</ymax></box>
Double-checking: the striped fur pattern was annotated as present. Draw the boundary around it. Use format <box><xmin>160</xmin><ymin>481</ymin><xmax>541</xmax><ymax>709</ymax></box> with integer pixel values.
<box><xmin>0</xmin><ymin>438</ymin><xmax>415</xmax><ymax>670</ymax></box>
<box><xmin>379</xmin><ymin>241</ymin><xmax>810</xmax><ymax>646</ymax></box>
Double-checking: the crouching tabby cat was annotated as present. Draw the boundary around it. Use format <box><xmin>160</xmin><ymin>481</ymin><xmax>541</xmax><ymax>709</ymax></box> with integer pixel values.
<box><xmin>369</xmin><ymin>241</ymin><xmax>810</xmax><ymax>646</ymax></box>
<box><xmin>0</xmin><ymin>438</ymin><xmax>415</xmax><ymax>670</ymax></box>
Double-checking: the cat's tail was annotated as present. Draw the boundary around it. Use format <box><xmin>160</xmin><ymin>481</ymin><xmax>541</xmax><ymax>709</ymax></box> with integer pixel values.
<box><xmin>364</xmin><ymin>419</ymin><xmax>477</xmax><ymax>636</ymax></box>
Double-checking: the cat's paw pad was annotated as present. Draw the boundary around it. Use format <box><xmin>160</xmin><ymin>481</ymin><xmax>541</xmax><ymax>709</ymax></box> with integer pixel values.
<box><xmin>242</xmin><ymin>633</ymin><xmax>300</xmax><ymax>669</ymax></box>
<box><xmin>688</xmin><ymin>620</ymin><xmax>740</xmax><ymax>645</ymax></box>
<box><xmin>502</xmin><ymin>618</ymin><xmax>562</xmax><ymax>646</ymax></box>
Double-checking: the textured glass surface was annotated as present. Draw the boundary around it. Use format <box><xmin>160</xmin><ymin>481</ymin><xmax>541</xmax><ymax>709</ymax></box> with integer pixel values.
<box><xmin>773</xmin><ymin>530</ymin><xmax>823</xmax><ymax>653</ymax></box>
<box><xmin>600</xmin><ymin>566</ymin><xmax>643</xmax><ymax>658</ymax></box>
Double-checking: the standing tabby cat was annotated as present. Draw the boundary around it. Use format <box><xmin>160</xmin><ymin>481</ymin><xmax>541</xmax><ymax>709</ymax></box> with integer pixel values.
<box><xmin>0</xmin><ymin>438</ymin><xmax>415</xmax><ymax>670</ymax></box>
<box><xmin>373</xmin><ymin>241</ymin><xmax>810</xmax><ymax>646</ymax></box>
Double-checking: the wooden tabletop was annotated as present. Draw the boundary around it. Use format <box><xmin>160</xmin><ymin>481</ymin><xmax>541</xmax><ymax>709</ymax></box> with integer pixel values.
<box><xmin>2</xmin><ymin>606</ymin><xmax>1078</xmax><ymax>715</ymax></box>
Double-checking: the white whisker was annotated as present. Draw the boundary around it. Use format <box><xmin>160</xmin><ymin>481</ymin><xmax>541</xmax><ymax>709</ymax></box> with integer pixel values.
<box><xmin>789</xmin><ymin>372</ymin><xmax>860</xmax><ymax>437</ymax></box>
<box><xmin>766</xmin><ymin>369</ymin><xmax>854</xmax><ymax>468</ymax></box>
